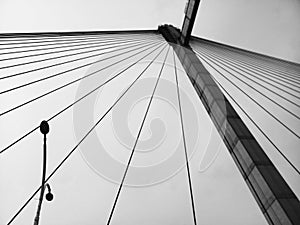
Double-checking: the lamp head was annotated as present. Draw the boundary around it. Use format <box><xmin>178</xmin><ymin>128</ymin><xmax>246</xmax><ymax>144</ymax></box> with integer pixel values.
<box><xmin>45</xmin><ymin>183</ymin><xmax>54</xmax><ymax>201</ymax></box>
<box><xmin>40</xmin><ymin>121</ymin><xmax>49</xmax><ymax>134</ymax></box>
<box><xmin>45</xmin><ymin>192</ymin><xmax>54</xmax><ymax>201</ymax></box>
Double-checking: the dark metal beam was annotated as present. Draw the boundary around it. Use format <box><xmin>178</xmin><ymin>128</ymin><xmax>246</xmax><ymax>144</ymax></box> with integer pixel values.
<box><xmin>158</xmin><ymin>24</ymin><xmax>300</xmax><ymax>225</ymax></box>
<box><xmin>0</xmin><ymin>30</ymin><xmax>158</xmax><ymax>38</ymax></box>
<box><xmin>180</xmin><ymin>0</ymin><xmax>201</xmax><ymax>46</ymax></box>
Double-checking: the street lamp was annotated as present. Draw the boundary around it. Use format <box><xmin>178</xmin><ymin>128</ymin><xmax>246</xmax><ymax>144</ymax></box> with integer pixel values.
<box><xmin>33</xmin><ymin>120</ymin><xmax>53</xmax><ymax>225</ymax></box>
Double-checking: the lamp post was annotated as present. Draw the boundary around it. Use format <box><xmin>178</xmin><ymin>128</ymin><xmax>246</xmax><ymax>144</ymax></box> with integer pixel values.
<box><xmin>33</xmin><ymin>120</ymin><xmax>53</xmax><ymax>225</ymax></box>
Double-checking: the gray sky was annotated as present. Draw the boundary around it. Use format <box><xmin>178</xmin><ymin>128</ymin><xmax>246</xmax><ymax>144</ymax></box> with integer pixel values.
<box><xmin>0</xmin><ymin>0</ymin><xmax>300</xmax><ymax>62</ymax></box>
<box><xmin>0</xmin><ymin>0</ymin><xmax>299</xmax><ymax>225</ymax></box>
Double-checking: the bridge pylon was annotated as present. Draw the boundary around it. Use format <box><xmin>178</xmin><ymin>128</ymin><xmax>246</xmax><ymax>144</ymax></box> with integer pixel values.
<box><xmin>158</xmin><ymin>0</ymin><xmax>300</xmax><ymax>224</ymax></box>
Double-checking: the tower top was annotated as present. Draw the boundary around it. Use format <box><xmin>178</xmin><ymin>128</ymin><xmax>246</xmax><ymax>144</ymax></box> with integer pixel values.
<box><xmin>180</xmin><ymin>0</ymin><xmax>201</xmax><ymax>46</ymax></box>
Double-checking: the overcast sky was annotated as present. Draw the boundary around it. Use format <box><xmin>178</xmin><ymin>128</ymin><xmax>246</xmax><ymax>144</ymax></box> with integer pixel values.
<box><xmin>0</xmin><ymin>0</ymin><xmax>300</xmax><ymax>62</ymax></box>
<box><xmin>0</xmin><ymin>0</ymin><xmax>299</xmax><ymax>225</ymax></box>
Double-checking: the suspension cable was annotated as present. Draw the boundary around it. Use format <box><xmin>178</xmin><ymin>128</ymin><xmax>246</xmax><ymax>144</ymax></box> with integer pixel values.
<box><xmin>6</xmin><ymin>43</ymin><xmax>167</xmax><ymax>225</ymax></box>
<box><xmin>0</xmin><ymin>39</ymin><xmax>162</xmax><ymax>81</ymax></box>
<box><xmin>172</xmin><ymin>49</ymin><xmax>197</xmax><ymax>225</ymax></box>
<box><xmin>0</xmin><ymin>34</ymin><xmax>106</xmax><ymax>43</ymax></box>
<box><xmin>0</xmin><ymin>34</ymin><xmax>122</xmax><ymax>45</ymax></box>
<box><xmin>0</xmin><ymin>43</ymin><xmax>166</xmax><ymax>154</ymax></box>
<box><xmin>0</xmin><ymin>35</ymin><xmax>160</xmax><ymax>62</ymax></box>
<box><xmin>195</xmin><ymin>50</ymin><xmax>300</xmax><ymax>121</ymax></box>
<box><xmin>0</xmin><ymin>39</ymin><xmax>159</xmax><ymax>80</ymax></box>
<box><xmin>0</xmin><ymin>33</ymin><xmax>159</xmax><ymax>50</ymax></box>
<box><xmin>198</xmin><ymin>41</ymin><xmax>300</xmax><ymax>80</ymax></box>
<box><xmin>0</xmin><ymin>35</ymin><xmax>127</xmax><ymax>53</ymax></box>
<box><xmin>197</xmin><ymin>47</ymin><xmax>300</xmax><ymax>105</ymax></box>
<box><xmin>195</xmin><ymin>51</ymin><xmax>300</xmax><ymax>141</ymax></box>
<box><xmin>106</xmin><ymin>46</ymin><xmax>170</xmax><ymax>225</ymax></box>
<box><xmin>199</xmin><ymin>56</ymin><xmax>300</xmax><ymax>176</ymax></box>
<box><xmin>197</xmin><ymin>45</ymin><xmax>300</xmax><ymax>93</ymax></box>
<box><xmin>0</xmin><ymin>32</ymin><xmax>157</xmax><ymax>42</ymax></box>
<box><xmin>0</xmin><ymin>41</ymin><xmax>161</xmax><ymax>117</ymax></box>
<box><xmin>196</xmin><ymin>43</ymin><xmax>300</xmax><ymax>87</ymax></box>
<box><xmin>0</xmin><ymin>39</ymin><xmax>153</xmax><ymax>70</ymax></box>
